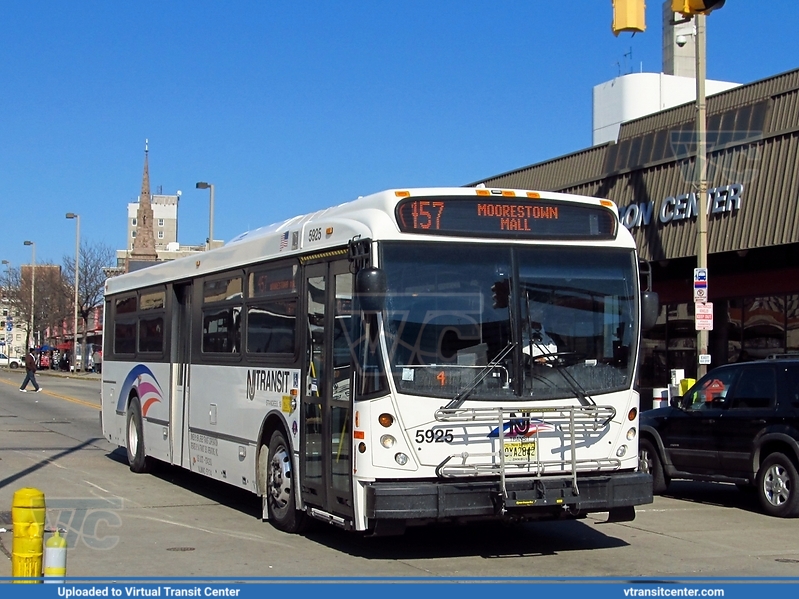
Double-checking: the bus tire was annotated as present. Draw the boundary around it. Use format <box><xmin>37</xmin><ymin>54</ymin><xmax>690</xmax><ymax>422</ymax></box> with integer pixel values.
<box><xmin>126</xmin><ymin>397</ymin><xmax>150</xmax><ymax>473</ymax></box>
<box><xmin>266</xmin><ymin>430</ymin><xmax>307</xmax><ymax>533</ymax></box>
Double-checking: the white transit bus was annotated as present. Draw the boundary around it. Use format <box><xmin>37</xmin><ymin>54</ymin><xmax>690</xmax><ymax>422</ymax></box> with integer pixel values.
<box><xmin>101</xmin><ymin>187</ymin><xmax>659</xmax><ymax>535</ymax></box>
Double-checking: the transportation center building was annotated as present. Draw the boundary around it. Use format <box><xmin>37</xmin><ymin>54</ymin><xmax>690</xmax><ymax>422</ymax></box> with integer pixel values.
<box><xmin>475</xmin><ymin>68</ymin><xmax>799</xmax><ymax>403</ymax></box>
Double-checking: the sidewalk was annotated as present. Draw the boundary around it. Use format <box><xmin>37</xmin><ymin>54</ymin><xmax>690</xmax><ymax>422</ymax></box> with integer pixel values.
<box><xmin>0</xmin><ymin>366</ymin><xmax>100</xmax><ymax>381</ymax></box>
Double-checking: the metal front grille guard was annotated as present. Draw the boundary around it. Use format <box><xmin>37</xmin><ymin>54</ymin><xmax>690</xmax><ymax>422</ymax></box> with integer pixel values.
<box><xmin>433</xmin><ymin>405</ymin><xmax>619</xmax><ymax>499</ymax></box>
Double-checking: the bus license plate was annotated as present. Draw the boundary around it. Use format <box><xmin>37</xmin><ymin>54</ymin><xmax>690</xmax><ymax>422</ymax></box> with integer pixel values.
<box><xmin>504</xmin><ymin>439</ymin><xmax>536</xmax><ymax>463</ymax></box>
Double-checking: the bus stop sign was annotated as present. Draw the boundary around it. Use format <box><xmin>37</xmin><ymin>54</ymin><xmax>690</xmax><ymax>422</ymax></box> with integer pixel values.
<box><xmin>693</xmin><ymin>268</ymin><xmax>708</xmax><ymax>302</ymax></box>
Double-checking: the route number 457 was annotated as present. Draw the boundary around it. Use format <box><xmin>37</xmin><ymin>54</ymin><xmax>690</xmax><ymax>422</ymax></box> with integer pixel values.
<box><xmin>415</xmin><ymin>429</ymin><xmax>454</xmax><ymax>443</ymax></box>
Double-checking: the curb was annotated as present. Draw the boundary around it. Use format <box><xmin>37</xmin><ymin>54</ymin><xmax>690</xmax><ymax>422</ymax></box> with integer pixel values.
<box><xmin>0</xmin><ymin>367</ymin><xmax>101</xmax><ymax>381</ymax></box>
<box><xmin>37</xmin><ymin>370</ymin><xmax>101</xmax><ymax>381</ymax></box>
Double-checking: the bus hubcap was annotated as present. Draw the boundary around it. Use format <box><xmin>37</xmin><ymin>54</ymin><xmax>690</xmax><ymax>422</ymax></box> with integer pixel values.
<box><xmin>128</xmin><ymin>420</ymin><xmax>138</xmax><ymax>454</ymax></box>
<box><xmin>269</xmin><ymin>445</ymin><xmax>292</xmax><ymax>509</ymax></box>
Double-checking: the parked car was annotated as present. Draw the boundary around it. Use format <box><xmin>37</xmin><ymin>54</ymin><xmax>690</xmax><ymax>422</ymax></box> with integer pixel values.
<box><xmin>640</xmin><ymin>355</ymin><xmax>799</xmax><ymax>518</ymax></box>
<box><xmin>0</xmin><ymin>353</ymin><xmax>23</xmax><ymax>369</ymax></box>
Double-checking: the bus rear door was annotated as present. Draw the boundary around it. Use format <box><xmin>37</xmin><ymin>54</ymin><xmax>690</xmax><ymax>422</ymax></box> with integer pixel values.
<box><xmin>170</xmin><ymin>282</ymin><xmax>192</xmax><ymax>468</ymax></box>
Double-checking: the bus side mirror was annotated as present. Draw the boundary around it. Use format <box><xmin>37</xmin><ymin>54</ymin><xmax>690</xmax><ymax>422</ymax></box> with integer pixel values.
<box><xmin>356</xmin><ymin>267</ymin><xmax>386</xmax><ymax>312</ymax></box>
<box><xmin>641</xmin><ymin>291</ymin><xmax>659</xmax><ymax>332</ymax></box>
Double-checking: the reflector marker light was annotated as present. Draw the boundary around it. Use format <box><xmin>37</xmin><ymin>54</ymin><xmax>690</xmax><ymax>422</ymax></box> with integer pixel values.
<box><xmin>394</xmin><ymin>190</ymin><xmax>410</xmax><ymax>197</ymax></box>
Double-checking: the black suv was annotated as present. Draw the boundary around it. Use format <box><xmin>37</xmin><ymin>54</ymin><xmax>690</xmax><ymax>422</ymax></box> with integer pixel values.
<box><xmin>640</xmin><ymin>356</ymin><xmax>799</xmax><ymax>518</ymax></box>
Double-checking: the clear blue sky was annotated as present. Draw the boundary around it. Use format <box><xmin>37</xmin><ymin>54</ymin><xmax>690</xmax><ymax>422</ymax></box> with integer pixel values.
<box><xmin>1</xmin><ymin>1</ymin><xmax>797</xmax><ymax>269</ymax></box>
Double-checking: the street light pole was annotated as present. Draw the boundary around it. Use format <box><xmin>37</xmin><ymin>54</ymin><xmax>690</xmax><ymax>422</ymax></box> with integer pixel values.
<box><xmin>695</xmin><ymin>13</ymin><xmax>709</xmax><ymax>378</ymax></box>
<box><xmin>67</xmin><ymin>213</ymin><xmax>80</xmax><ymax>372</ymax></box>
<box><xmin>1</xmin><ymin>260</ymin><xmax>9</xmax><ymax>356</ymax></box>
<box><xmin>196</xmin><ymin>182</ymin><xmax>215</xmax><ymax>250</ymax></box>
<box><xmin>23</xmin><ymin>240</ymin><xmax>35</xmax><ymax>349</ymax></box>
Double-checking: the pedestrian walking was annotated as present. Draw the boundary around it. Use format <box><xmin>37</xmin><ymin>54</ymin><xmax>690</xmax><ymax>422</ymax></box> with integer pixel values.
<box><xmin>19</xmin><ymin>348</ymin><xmax>41</xmax><ymax>393</ymax></box>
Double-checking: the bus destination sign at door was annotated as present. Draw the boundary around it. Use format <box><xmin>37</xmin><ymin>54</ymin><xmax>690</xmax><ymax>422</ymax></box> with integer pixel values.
<box><xmin>395</xmin><ymin>196</ymin><xmax>616</xmax><ymax>240</ymax></box>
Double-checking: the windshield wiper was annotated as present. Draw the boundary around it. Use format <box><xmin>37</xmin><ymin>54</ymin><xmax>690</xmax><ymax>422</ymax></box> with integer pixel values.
<box><xmin>529</xmin><ymin>342</ymin><xmax>595</xmax><ymax>407</ymax></box>
<box><xmin>443</xmin><ymin>342</ymin><xmax>515</xmax><ymax>410</ymax></box>
<box><xmin>522</xmin><ymin>290</ymin><xmax>595</xmax><ymax>407</ymax></box>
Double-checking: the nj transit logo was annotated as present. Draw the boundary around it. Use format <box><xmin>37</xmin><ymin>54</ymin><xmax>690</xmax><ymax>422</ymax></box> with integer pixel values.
<box><xmin>488</xmin><ymin>418</ymin><xmax>555</xmax><ymax>439</ymax></box>
<box><xmin>116</xmin><ymin>364</ymin><xmax>164</xmax><ymax>415</ymax></box>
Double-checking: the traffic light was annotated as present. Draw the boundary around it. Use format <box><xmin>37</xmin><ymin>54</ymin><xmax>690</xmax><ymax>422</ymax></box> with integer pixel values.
<box><xmin>671</xmin><ymin>0</ymin><xmax>725</xmax><ymax>16</ymax></box>
<box><xmin>491</xmin><ymin>280</ymin><xmax>510</xmax><ymax>310</ymax></box>
<box><xmin>612</xmin><ymin>0</ymin><xmax>646</xmax><ymax>36</ymax></box>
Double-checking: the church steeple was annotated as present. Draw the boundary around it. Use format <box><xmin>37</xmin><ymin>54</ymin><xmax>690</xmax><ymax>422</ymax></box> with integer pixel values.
<box><xmin>141</xmin><ymin>139</ymin><xmax>151</xmax><ymax>199</ymax></box>
<box><xmin>130</xmin><ymin>139</ymin><xmax>158</xmax><ymax>263</ymax></box>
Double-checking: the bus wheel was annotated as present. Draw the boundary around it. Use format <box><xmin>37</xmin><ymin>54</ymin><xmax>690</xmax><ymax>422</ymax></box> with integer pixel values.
<box><xmin>126</xmin><ymin>397</ymin><xmax>150</xmax><ymax>473</ymax></box>
<box><xmin>267</xmin><ymin>430</ymin><xmax>307</xmax><ymax>533</ymax></box>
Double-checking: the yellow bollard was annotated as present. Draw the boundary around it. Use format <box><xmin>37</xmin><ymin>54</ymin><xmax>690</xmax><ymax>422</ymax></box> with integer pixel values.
<box><xmin>44</xmin><ymin>530</ymin><xmax>68</xmax><ymax>582</ymax></box>
<box><xmin>11</xmin><ymin>487</ymin><xmax>46</xmax><ymax>583</ymax></box>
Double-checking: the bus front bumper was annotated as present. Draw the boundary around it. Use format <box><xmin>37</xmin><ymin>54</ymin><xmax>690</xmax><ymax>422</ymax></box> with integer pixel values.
<box><xmin>364</xmin><ymin>471</ymin><xmax>652</xmax><ymax>521</ymax></box>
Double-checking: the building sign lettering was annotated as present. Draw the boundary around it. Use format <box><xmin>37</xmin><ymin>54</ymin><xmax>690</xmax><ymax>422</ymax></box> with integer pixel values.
<box><xmin>620</xmin><ymin>183</ymin><xmax>743</xmax><ymax>229</ymax></box>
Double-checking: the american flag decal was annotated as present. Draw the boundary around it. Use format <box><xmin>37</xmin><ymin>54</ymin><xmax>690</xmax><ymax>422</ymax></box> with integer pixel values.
<box><xmin>279</xmin><ymin>231</ymin><xmax>289</xmax><ymax>251</ymax></box>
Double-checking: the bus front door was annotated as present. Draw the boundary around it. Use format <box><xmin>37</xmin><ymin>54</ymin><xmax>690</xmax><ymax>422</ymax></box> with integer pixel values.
<box><xmin>301</xmin><ymin>260</ymin><xmax>355</xmax><ymax>526</ymax></box>
<box><xmin>170</xmin><ymin>282</ymin><xmax>192</xmax><ymax>468</ymax></box>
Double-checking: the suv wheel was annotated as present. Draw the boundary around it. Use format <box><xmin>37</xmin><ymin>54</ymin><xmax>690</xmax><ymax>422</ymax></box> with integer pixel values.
<box><xmin>640</xmin><ymin>438</ymin><xmax>669</xmax><ymax>495</ymax></box>
<box><xmin>756</xmin><ymin>452</ymin><xmax>799</xmax><ymax>518</ymax></box>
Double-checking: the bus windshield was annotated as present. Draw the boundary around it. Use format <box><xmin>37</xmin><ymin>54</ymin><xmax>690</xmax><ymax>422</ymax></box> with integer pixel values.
<box><xmin>380</xmin><ymin>242</ymin><xmax>638</xmax><ymax>401</ymax></box>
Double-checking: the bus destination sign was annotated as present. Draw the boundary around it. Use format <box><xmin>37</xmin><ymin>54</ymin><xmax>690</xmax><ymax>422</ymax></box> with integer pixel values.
<box><xmin>395</xmin><ymin>196</ymin><xmax>616</xmax><ymax>239</ymax></box>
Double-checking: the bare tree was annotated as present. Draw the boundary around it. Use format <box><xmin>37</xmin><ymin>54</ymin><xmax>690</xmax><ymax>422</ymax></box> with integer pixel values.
<box><xmin>63</xmin><ymin>241</ymin><xmax>115</xmax><ymax>369</ymax></box>
<box><xmin>39</xmin><ymin>265</ymin><xmax>71</xmax><ymax>340</ymax></box>
<box><xmin>0</xmin><ymin>266</ymin><xmax>26</xmax><ymax>350</ymax></box>
<box><xmin>1</xmin><ymin>262</ymin><xmax>67</xmax><ymax>350</ymax></box>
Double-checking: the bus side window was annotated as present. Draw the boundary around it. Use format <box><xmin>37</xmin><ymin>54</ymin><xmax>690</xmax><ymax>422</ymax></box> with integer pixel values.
<box><xmin>203</xmin><ymin>307</ymin><xmax>241</xmax><ymax>354</ymax></box>
<box><xmin>355</xmin><ymin>313</ymin><xmax>387</xmax><ymax>398</ymax></box>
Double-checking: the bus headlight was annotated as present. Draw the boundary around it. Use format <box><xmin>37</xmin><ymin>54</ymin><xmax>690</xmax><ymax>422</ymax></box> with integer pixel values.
<box><xmin>626</xmin><ymin>427</ymin><xmax>637</xmax><ymax>440</ymax></box>
<box><xmin>394</xmin><ymin>452</ymin><xmax>409</xmax><ymax>466</ymax></box>
<box><xmin>380</xmin><ymin>435</ymin><xmax>396</xmax><ymax>448</ymax></box>
<box><xmin>616</xmin><ymin>445</ymin><xmax>628</xmax><ymax>458</ymax></box>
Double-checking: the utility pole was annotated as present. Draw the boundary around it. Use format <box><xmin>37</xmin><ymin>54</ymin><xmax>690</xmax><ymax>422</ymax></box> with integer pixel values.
<box><xmin>694</xmin><ymin>13</ymin><xmax>709</xmax><ymax>378</ymax></box>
